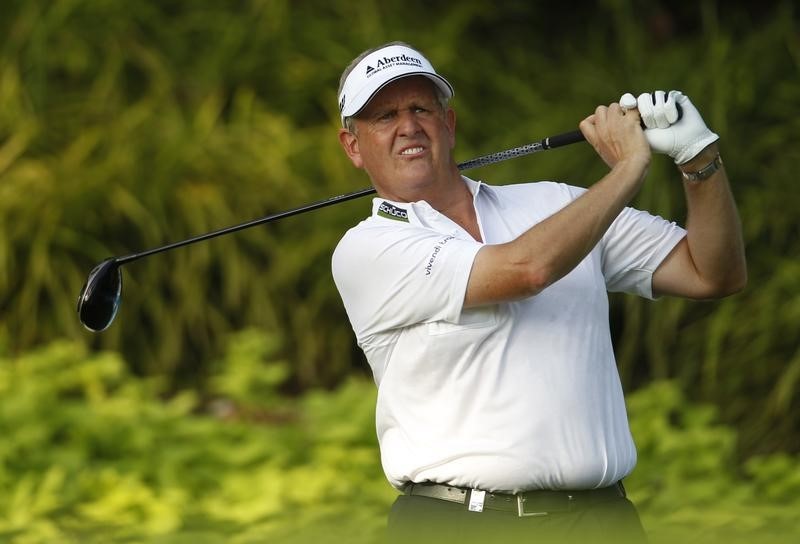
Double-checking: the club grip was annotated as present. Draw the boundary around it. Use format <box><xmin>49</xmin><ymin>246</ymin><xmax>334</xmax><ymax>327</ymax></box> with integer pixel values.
<box><xmin>543</xmin><ymin>130</ymin><xmax>586</xmax><ymax>149</ymax></box>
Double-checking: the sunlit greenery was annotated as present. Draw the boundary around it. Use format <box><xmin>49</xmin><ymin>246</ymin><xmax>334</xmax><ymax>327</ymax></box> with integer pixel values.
<box><xmin>0</xmin><ymin>0</ymin><xmax>798</xmax><ymax>541</ymax></box>
<box><xmin>0</xmin><ymin>337</ymin><xmax>797</xmax><ymax>543</ymax></box>
<box><xmin>0</xmin><ymin>336</ymin><xmax>392</xmax><ymax>543</ymax></box>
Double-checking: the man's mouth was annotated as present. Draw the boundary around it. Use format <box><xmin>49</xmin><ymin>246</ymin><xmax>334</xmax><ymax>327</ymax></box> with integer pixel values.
<box><xmin>400</xmin><ymin>146</ymin><xmax>425</xmax><ymax>156</ymax></box>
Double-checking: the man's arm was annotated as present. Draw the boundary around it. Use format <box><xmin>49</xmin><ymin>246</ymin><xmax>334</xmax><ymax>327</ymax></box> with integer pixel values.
<box><xmin>631</xmin><ymin>90</ymin><xmax>746</xmax><ymax>299</ymax></box>
<box><xmin>652</xmin><ymin>142</ymin><xmax>747</xmax><ymax>298</ymax></box>
<box><xmin>465</xmin><ymin>102</ymin><xmax>651</xmax><ymax>307</ymax></box>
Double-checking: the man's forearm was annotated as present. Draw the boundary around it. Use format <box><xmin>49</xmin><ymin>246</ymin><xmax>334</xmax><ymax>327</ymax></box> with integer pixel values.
<box><xmin>679</xmin><ymin>143</ymin><xmax>747</xmax><ymax>294</ymax></box>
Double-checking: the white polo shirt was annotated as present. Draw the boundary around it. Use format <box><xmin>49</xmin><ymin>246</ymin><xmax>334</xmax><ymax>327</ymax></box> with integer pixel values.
<box><xmin>331</xmin><ymin>176</ymin><xmax>685</xmax><ymax>493</ymax></box>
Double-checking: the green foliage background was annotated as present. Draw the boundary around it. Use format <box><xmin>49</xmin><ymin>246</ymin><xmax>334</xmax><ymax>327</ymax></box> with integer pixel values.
<box><xmin>1</xmin><ymin>337</ymin><xmax>798</xmax><ymax>543</ymax></box>
<box><xmin>0</xmin><ymin>0</ymin><xmax>798</xmax><ymax>541</ymax></box>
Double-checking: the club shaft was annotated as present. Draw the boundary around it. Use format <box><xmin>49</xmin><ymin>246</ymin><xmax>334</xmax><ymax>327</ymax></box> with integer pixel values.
<box><xmin>117</xmin><ymin>187</ymin><xmax>376</xmax><ymax>264</ymax></box>
<box><xmin>116</xmin><ymin>129</ymin><xmax>585</xmax><ymax>265</ymax></box>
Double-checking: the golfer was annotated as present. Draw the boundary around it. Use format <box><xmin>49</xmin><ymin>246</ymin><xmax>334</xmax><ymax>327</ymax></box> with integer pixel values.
<box><xmin>332</xmin><ymin>41</ymin><xmax>746</xmax><ymax>543</ymax></box>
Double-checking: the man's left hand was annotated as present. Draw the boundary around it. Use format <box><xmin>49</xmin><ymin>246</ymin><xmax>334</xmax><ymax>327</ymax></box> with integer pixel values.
<box><xmin>620</xmin><ymin>90</ymin><xmax>719</xmax><ymax>165</ymax></box>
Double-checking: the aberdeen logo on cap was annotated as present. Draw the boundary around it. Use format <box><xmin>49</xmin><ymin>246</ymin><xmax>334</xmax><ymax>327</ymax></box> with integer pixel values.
<box><xmin>364</xmin><ymin>54</ymin><xmax>424</xmax><ymax>78</ymax></box>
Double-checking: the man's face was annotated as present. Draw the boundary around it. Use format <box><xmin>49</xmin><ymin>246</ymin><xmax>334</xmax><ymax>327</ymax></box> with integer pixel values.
<box><xmin>338</xmin><ymin>76</ymin><xmax>456</xmax><ymax>201</ymax></box>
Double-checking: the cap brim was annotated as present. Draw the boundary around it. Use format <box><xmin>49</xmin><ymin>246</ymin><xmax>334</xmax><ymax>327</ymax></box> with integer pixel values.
<box><xmin>342</xmin><ymin>72</ymin><xmax>454</xmax><ymax>120</ymax></box>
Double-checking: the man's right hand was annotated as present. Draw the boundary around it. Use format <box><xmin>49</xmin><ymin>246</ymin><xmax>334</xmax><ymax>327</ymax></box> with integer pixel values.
<box><xmin>579</xmin><ymin>101</ymin><xmax>651</xmax><ymax>172</ymax></box>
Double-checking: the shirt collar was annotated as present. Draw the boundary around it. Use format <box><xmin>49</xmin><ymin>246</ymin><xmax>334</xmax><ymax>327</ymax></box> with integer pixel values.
<box><xmin>370</xmin><ymin>176</ymin><xmax>495</xmax><ymax>225</ymax></box>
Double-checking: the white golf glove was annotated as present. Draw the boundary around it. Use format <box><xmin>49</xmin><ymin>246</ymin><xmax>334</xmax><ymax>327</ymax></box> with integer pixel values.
<box><xmin>620</xmin><ymin>90</ymin><xmax>719</xmax><ymax>165</ymax></box>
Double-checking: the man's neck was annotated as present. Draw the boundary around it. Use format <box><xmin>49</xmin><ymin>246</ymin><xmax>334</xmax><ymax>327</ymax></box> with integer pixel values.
<box><xmin>435</xmin><ymin>181</ymin><xmax>482</xmax><ymax>242</ymax></box>
<box><xmin>415</xmin><ymin>173</ymin><xmax>482</xmax><ymax>243</ymax></box>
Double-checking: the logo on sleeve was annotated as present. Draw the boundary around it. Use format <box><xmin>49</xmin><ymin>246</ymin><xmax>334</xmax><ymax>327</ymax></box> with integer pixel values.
<box><xmin>377</xmin><ymin>201</ymin><xmax>409</xmax><ymax>222</ymax></box>
<box><xmin>425</xmin><ymin>235</ymin><xmax>455</xmax><ymax>276</ymax></box>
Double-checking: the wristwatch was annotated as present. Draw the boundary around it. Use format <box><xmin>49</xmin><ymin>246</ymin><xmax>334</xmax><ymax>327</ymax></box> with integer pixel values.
<box><xmin>680</xmin><ymin>154</ymin><xmax>723</xmax><ymax>182</ymax></box>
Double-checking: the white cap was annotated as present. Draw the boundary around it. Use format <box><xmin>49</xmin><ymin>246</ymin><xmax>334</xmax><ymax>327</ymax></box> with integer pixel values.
<box><xmin>338</xmin><ymin>44</ymin><xmax>454</xmax><ymax>126</ymax></box>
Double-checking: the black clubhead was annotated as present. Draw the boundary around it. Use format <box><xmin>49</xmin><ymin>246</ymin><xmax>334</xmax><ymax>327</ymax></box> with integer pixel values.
<box><xmin>77</xmin><ymin>258</ymin><xmax>123</xmax><ymax>332</ymax></box>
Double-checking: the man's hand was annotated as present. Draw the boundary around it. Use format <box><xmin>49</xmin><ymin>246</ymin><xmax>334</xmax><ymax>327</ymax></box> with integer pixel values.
<box><xmin>622</xmin><ymin>90</ymin><xmax>719</xmax><ymax>165</ymax></box>
<box><xmin>579</xmin><ymin>102</ymin><xmax>651</xmax><ymax>170</ymax></box>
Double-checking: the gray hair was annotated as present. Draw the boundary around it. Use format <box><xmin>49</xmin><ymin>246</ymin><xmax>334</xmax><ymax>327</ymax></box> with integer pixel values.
<box><xmin>339</xmin><ymin>41</ymin><xmax>450</xmax><ymax>133</ymax></box>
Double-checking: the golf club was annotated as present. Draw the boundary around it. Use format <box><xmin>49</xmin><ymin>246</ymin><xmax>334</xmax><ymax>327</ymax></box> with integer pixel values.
<box><xmin>77</xmin><ymin>128</ymin><xmax>586</xmax><ymax>332</ymax></box>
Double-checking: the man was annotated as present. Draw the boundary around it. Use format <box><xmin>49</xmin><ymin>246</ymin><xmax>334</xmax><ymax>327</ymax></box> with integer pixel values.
<box><xmin>332</xmin><ymin>41</ymin><xmax>746</xmax><ymax>543</ymax></box>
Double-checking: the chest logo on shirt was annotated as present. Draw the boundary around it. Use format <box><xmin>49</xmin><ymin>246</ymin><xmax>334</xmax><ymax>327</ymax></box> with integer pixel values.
<box><xmin>377</xmin><ymin>201</ymin><xmax>409</xmax><ymax>222</ymax></box>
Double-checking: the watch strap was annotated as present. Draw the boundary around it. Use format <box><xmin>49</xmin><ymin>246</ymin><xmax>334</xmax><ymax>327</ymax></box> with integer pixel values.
<box><xmin>681</xmin><ymin>154</ymin><xmax>723</xmax><ymax>182</ymax></box>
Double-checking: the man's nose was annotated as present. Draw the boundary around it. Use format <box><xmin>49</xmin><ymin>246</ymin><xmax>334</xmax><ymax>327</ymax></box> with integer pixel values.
<box><xmin>396</xmin><ymin>109</ymin><xmax>422</xmax><ymax>135</ymax></box>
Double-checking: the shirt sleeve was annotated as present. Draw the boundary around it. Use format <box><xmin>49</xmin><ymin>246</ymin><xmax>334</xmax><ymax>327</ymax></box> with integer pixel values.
<box><xmin>600</xmin><ymin>206</ymin><xmax>687</xmax><ymax>299</ymax></box>
<box><xmin>332</xmin><ymin>222</ymin><xmax>484</xmax><ymax>343</ymax></box>
<box><xmin>562</xmin><ymin>184</ymin><xmax>686</xmax><ymax>299</ymax></box>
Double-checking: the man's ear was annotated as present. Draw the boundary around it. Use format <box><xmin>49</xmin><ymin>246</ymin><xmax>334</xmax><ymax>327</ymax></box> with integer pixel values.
<box><xmin>446</xmin><ymin>107</ymin><xmax>456</xmax><ymax>149</ymax></box>
<box><xmin>338</xmin><ymin>128</ymin><xmax>364</xmax><ymax>168</ymax></box>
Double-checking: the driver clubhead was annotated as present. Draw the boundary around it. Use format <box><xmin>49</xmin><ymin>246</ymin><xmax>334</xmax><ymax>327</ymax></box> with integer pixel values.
<box><xmin>77</xmin><ymin>258</ymin><xmax>122</xmax><ymax>332</ymax></box>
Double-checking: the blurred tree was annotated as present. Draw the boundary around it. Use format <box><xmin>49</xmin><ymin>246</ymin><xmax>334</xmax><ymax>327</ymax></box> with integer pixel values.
<box><xmin>0</xmin><ymin>0</ymin><xmax>797</xmax><ymax>456</ymax></box>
